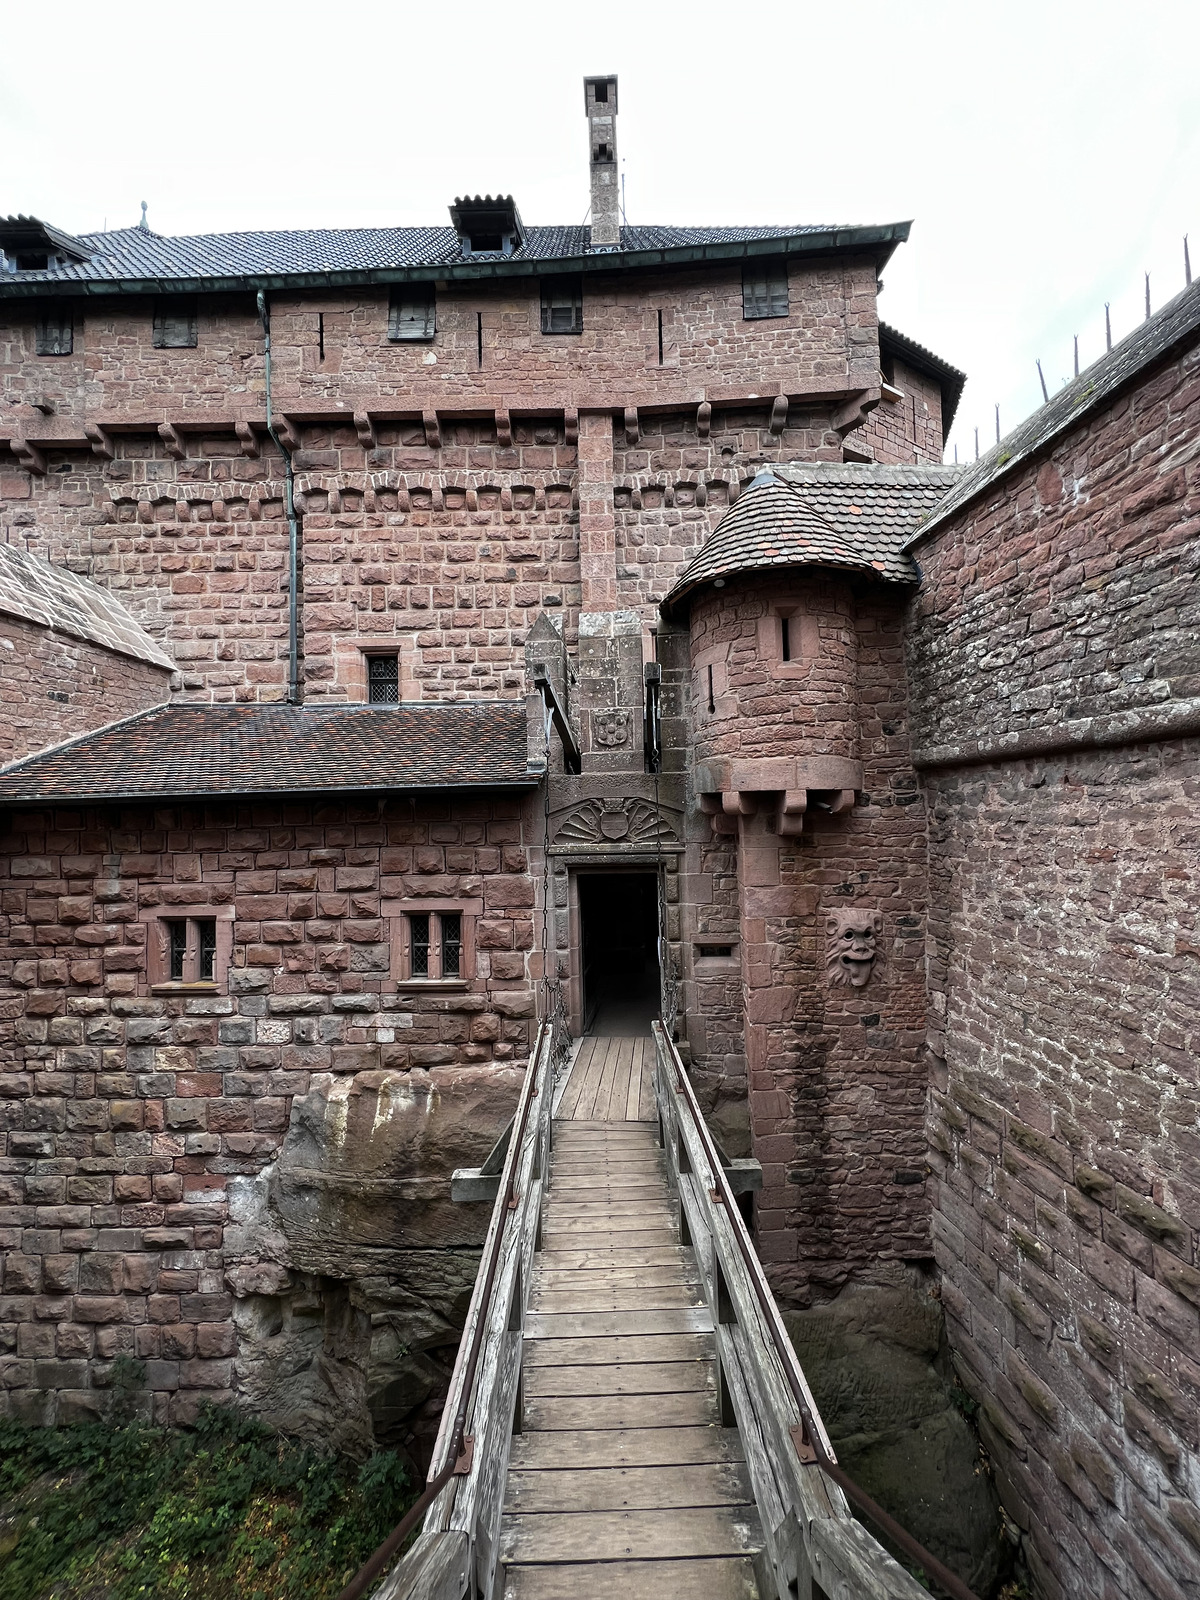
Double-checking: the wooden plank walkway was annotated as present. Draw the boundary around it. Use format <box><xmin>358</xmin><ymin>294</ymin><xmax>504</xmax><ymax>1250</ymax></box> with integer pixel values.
<box><xmin>554</xmin><ymin>1034</ymin><xmax>656</xmax><ymax>1123</ymax></box>
<box><xmin>499</xmin><ymin>1088</ymin><xmax>765</xmax><ymax>1599</ymax></box>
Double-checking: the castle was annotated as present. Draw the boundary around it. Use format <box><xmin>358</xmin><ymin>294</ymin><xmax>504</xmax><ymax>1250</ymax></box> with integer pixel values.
<box><xmin>1</xmin><ymin>76</ymin><xmax>1198</xmax><ymax>1600</ymax></box>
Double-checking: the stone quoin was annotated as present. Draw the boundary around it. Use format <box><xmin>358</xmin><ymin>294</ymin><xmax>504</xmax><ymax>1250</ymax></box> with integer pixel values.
<box><xmin>0</xmin><ymin>74</ymin><xmax>1197</xmax><ymax>1600</ymax></box>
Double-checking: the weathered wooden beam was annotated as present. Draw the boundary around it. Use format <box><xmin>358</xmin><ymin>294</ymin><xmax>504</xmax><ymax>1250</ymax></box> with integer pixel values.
<box><xmin>371</xmin><ymin>1530</ymin><xmax>469</xmax><ymax>1600</ymax></box>
<box><xmin>532</xmin><ymin>662</ymin><xmax>582</xmax><ymax>775</ymax></box>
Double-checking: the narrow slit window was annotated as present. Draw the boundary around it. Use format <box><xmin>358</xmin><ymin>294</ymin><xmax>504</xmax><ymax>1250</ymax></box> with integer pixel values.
<box><xmin>410</xmin><ymin>914</ymin><xmax>431</xmax><ymax>977</ymax></box>
<box><xmin>742</xmin><ymin>262</ymin><xmax>789</xmax><ymax>320</ymax></box>
<box><xmin>781</xmin><ymin>615</ymin><xmax>792</xmax><ymax>662</ymax></box>
<box><xmin>657</xmin><ymin>308</ymin><xmax>664</xmax><ymax>365</ymax></box>
<box><xmin>368</xmin><ymin>654</ymin><xmax>400</xmax><ymax>703</ymax></box>
<box><xmin>707</xmin><ymin>663</ymin><xmax>715</xmax><ymax>713</ymax></box>
<box><xmin>318</xmin><ymin>312</ymin><xmax>325</xmax><ymax>361</ymax></box>
<box><xmin>153</xmin><ymin>299</ymin><xmax>197</xmax><ymax>348</ymax></box>
<box><xmin>389</xmin><ymin>287</ymin><xmax>436</xmax><ymax>342</ymax></box>
<box><xmin>541</xmin><ymin>276</ymin><xmax>583</xmax><ymax>335</ymax></box>
<box><xmin>36</xmin><ymin>305</ymin><xmax>73</xmax><ymax>356</ymax></box>
<box><xmin>477</xmin><ymin>311</ymin><xmax>484</xmax><ymax>368</ymax></box>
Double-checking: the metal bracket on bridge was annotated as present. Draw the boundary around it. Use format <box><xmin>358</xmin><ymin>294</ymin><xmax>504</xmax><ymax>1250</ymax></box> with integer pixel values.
<box><xmin>789</xmin><ymin>1423</ymin><xmax>818</xmax><ymax>1465</ymax></box>
<box><xmin>453</xmin><ymin>1435</ymin><xmax>475</xmax><ymax>1475</ymax></box>
<box><xmin>451</xmin><ymin>1117</ymin><xmax>514</xmax><ymax>1203</ymax></box>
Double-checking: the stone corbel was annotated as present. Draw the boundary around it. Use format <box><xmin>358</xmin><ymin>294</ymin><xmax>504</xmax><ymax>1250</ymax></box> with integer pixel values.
<box><xmin>563</xmin><ymin>407</ymin><xmax>579</xmax><ymax>445</ymax></box>
<box><xmin>775</xmin><ymin>790</ymin><xmax>807</xmax><ymax>838</ymax></box>
<box><xmin>84</xmin><ymin>422</ymin><xmax>114</xmax><ymax>461</ymax></box>
<box><xmin>236</xmin><ymin>421</ymin><xmax>261</xmax><ymax>458</ymax></box>
<box><xmin>352</xmin><ymin>412</ymin><xmax>375</xmax><ymax>451</ymax></box>
<box><xmin>158</xmin><ymin>422</ymin><xmax>186</xmax><ymax>459</ymax></box>
<box><xmin>769</xmin><ymin>395</ymin><xmax>789</xmax><ymax>436</ymax></box>
<box><xmin>274</xmin><ymin>415</ymin><xmax>302</xmax><ymax>453</ymax></box>
<box><xmin>696</xmin><ymin>401</ymin><xmax>712</xmax><ymax>439</ymax></box>
<box><xmin>13</xmin><ymin>437</ymin><xmax>46</xmax><ymax>475</ymax></box>
<box><xmin>624</xmin><ymin>406</ymin><xmax>639</xmax><ymax>445</ymax></box>
<box><xmin>694</xmin><ymin>756</ymin><xmax>862</xmax><ymax>839</ymax></box>
<box><xmin>423</xmin><ymin>408</ymin><xmax>441</xmax><ymax>450</ymax></box>
<box><xmin>495</xmin><ymin>408</ymin><xmax>512</xmax><ymax>448</ymax></box>
<box><xmin>832</xmin><ymin>387</ymin><xmax>882</xmax><ymax>438</ymax></box>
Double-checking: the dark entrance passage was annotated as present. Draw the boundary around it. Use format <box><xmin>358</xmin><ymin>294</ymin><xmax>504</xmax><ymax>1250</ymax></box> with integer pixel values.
<box><xmin>578</xmin><ymin>872</ymin><xmax>661</xmax><ymax>1036</ymax></box>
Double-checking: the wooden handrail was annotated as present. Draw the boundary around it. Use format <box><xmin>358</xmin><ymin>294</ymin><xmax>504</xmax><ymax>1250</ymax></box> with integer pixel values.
<box><xmin>338</xmin><ymin>1021</ymin><xmax>555</xmax><ymax>1600</ymax></box>
<box><xmin>652</xmin><ymin>1022</ymin><xmax>982</xmax><ymax>1600</ymax></box>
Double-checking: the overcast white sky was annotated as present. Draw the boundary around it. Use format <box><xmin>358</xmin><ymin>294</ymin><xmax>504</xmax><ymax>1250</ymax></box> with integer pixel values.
<box><xmin>4</xmin><ymin>0</ymin><xmax>1197</xmax><ymax>463</ymax></box>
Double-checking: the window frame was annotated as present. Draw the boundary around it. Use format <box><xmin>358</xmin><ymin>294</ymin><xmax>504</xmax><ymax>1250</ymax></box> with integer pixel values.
<box><xmin>385</xmin><ymin>898</ymin><xmax>481</xmax><ymax>990</ymax></box>
<box><xmin>742</xmin><ymin>261</ymin><xmax>790</xmax><ymax>321</ymax></box>
<box><xmin>757</xmin><ymin>603</ymin><xmax>818</xmax><ymax>679</ymax></box>
<box><xmin>140</xmin><ymin>903</ymin><xmax>234</xmax><ymax>994</ymax></box>
<box><xmin>366</xmin><ymin>652</ymin><xmax>401</xmax><ymax>703</ymax></box>
<box><xmin>35</xmin><ymin>304</ymin><xmax>74</xmax><ymax>356</ymax></box>
<box><xmin>540</xmin><ymin>276</ymin><xmax>584</xmax><ymax>336</ymax></box>
<box><xmin>388</xmin><ymin>286</ymin><xmax>436</xmax><ymax>342</ymax></box>
<box><xmin>153</xmin><ymin>298</ymin><xmax>198</xmax><ymax>349</ymax></box>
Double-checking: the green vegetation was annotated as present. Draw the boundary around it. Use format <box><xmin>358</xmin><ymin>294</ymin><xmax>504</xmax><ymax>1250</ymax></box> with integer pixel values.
<box><xmin>0</xmin><ymin>1391</ymin><xmax>413</xmax><ymax>1600</ymax></box>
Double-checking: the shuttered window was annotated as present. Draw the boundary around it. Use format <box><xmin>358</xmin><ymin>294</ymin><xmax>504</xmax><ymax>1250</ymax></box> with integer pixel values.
<box><xmin>153</xmin><ymin>299</ymin><xmax>198</xmax><ymax>348</ymax></box>
<box><xmin>540</xmin><ymin>276</ymin><xmax>583</xmax><ymax>335</ymax></box>
<box><xmin>742</xmin><ymin>262</ymin><xmax>789</xmax><ymax>320</ymax></box>
<box><xmin>389</xmin><ymin>287</ymin><xmax>436</xmax><ymax>341</ymax></box>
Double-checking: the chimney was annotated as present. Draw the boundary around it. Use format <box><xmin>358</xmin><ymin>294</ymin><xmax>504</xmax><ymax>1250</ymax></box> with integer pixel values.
<box><xmin>584</xmin><ymin>75</ymin><xmax>620</xmax><ymax>247</ymax></box>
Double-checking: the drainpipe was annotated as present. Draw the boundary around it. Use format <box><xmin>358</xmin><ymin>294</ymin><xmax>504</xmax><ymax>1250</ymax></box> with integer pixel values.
<box><xmin>256</xmin><ymin>291</ymin><xmax>300</xmax><ymax>704</ymax></box>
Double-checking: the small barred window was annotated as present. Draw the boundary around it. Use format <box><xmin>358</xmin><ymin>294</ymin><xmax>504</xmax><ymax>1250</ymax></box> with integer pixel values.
<box><xmin>36</xmin><ymin>306</ymin><xmax>73</xmax><ymax>356</ymax></box>
<box><xmin>742</xmin><ymin>262</ymin><xmax>789</xmax><ymax>320</ymax></box>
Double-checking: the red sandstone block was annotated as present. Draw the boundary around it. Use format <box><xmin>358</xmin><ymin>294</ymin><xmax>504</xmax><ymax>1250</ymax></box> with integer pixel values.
<box><xmin>73</xmin><ymin>1296</ymin><xmax>131</xmax><ymax>1324</ymax></box>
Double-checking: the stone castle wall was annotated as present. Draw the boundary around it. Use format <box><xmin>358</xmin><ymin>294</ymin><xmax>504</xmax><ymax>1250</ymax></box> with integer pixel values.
<box><xmin>0</xmin><ymin>612</ymin><xmax>171</xmax><ymax>764</ymax></box>
<box><xmin>908</xmin><ymin>331</ymin><xmax>1200</xmax><ymax>1598</ymax></box>
<box><xmin>0</xmin><ymin>793</ymin><xmax>537</xmax><ymax>1432</ymax></box>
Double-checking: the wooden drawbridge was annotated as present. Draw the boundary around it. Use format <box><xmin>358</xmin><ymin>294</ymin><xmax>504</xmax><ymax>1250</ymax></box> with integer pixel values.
<box><xmin>341</xmin><ymin>1027</ymin><xmax>978</xmax><ymax>1600</ymax></box>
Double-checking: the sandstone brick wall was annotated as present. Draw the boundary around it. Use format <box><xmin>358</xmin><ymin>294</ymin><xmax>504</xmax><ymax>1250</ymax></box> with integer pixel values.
<box><xmin>909</xmin><ymin>336</ymin><xmax>1200</xmax><ymax>1598</ymax></box>
<box><xmin>681</xmin><ymin>576</ymin><xmax>929</xmax><ymax>1304</ymax></box>
<box><xmin>863</xmin><ymin>359</ymin><xmax>945</xmax><ymax>465</ymax></box>
<box><xmin>0</xmin><ymin>259</ymin><xmax>882</xmax><ymax>424</ymax></box>
<box><xmin>0</xmin><ymin>794</ymin><xmax>537</xmax><ymax>1426</ymax></box>
<box><xmin>0</xmin><ymin>612</ymin><xmax>171</xmax><ymax>764</ymax></box>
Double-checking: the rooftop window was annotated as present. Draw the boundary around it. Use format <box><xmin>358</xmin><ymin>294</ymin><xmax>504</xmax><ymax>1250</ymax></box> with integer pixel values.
<box><xmin>449</xmin><ymin>194</ymin><xmax>524</xmax><ymax>258</ymax></box>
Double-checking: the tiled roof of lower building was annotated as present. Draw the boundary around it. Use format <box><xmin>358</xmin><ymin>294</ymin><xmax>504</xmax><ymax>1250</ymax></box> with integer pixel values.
<box><xmin>662</xmin><ymin>462</ymin><xmax>962</xmax><ymax>613</ymax></box>
<box><xmin>0</xmin><ymin>545</ymin><xmax>175</xmax><ymax>670</ymax></box>
<box><xmin>0</xmin><ymin>702</ymin><xmax>537</xmax><ymax>805</ymax></box>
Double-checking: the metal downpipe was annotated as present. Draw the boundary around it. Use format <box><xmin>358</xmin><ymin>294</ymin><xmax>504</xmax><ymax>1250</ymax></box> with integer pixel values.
<box><xmin>256</xmin><ymin>291</ymin><xmax>300</xmax><ymax>704</ymax></box>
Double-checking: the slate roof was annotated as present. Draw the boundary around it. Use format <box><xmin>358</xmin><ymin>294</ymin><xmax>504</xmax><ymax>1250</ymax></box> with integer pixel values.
<box><xmin>662</xmin><ymin>463</ymin><xmax>962</xmax><ymax>613</ymax></box>
<box><xmin>0</xmin><ymin>219</ymin><xmax>911</xmax><ymax>295</ymax></box>
<box><xmin>0</xmin><ymin>702</ymin><xmax>537</xmax><ymax>805</ymax></box>
<box><xmin>0</xmin><ymin>545</ymin><xmax>175</xmax><ymax>670</ymax></box>
<box><xmin>911</xmin><ymin>276</ymin><xmax>1200</xmax><ymax>543</ymax></box>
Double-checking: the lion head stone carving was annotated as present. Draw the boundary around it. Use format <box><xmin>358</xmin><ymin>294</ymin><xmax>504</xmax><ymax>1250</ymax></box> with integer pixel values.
<box><xmin>826</xmin><ymin>909</ymin><xmax>884</xmax><ymax>988</ymax></box>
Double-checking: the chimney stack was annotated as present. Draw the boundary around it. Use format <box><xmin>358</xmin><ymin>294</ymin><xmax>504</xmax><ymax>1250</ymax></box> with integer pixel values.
<box><xmin>584</xmin><ymin>75</ymin><xmax>620</xmax><ymax>247</ymax></box>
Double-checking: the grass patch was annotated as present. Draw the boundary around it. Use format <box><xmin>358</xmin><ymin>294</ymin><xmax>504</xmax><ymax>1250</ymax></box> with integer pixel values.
<box><xmin>0</xmin><ymin>1399</ymin><xmax>414</xmax><ymax>1600</ymax></box>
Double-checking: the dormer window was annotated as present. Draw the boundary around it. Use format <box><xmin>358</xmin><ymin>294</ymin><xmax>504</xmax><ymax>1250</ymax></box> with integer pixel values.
<box><xmin>449</xmin><ymin>195</ymin><xmax>525</xmax><ymax>258</ymax></box>
<box><xmin>0</xmin><ymin>214</ymin><xmax>90</xmax><ymax>276</ymax></box>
